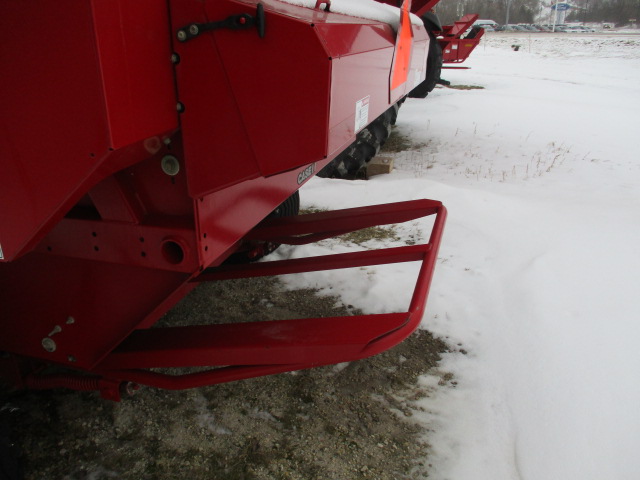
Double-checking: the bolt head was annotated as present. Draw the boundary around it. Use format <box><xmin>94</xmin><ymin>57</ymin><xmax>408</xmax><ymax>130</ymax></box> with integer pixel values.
<box><xmin>42</xmin><ymin>338</ymin><xmax>57</xmax><ymax>353</ymax></box>
<box><xmin>189</xmin><ymin>24</ymin><xmax>199</xmax><ymax>35</ymax></box>
<box><xmin>177</xmin><ymin>30</ymin><xmax>187</xmax><ymax>41</ymax></box>
<box><xmin>161</xmin><ymin>155</ymin><xmax>181</xmax><ymax>176</ymax></box>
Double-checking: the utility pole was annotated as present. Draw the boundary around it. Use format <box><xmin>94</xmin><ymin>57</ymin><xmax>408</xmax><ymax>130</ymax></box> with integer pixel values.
<box><xmin>506</xmin><ymin>0</ymin><xmax>512</xmax><ymax>25</ymax></box>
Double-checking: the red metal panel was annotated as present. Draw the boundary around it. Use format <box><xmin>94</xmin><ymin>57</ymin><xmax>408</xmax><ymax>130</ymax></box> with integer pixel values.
<box><xmin>440</xmin><ymin>14</ymin><xmax>483</xmax><ymax>64</ymax></box>
<box><xmin>0</xmin><ymin>253</ymin><xmax>191</xmax><ymax>369</ymax></box>
<box><xmin>90</xmin><ymin>0</ymin><xmax>177</xmax><ymax>149</ymax></box>
<box><xmin>410</xmin><ymin>0</ymin><xmax>440</xmax><ymax>16</ymax></box>
<box><xmin>100</xmin><ymin>312</ymin><xmax>410</xmax><ymax>370</ymax></box>
<box><xmin>0</xmin><ymin>1</ymin><xmax>177</xmax><ymax>262</ymax></box>
<box><xmin>314</xmin><ymin>21</ymin><xmax>427</xmax><ymax>155</ymax></box>
<box><xmin>206</xmin><ymin>1</ymin><xmax>330</xmax><ymax>177</ymax></box>
<box><xmin>441</xmin><ymin>37</ymin><xmax>483</xmax><ymax>63</ymax></box>
<box><xmin>440</xmin><ymin>13</ymin><xmax>479</xmax><ymax>38</ymax></box>
<box><xmin>172</xmin><ymin>0</ymin><xmax>330</xmax><ymax>198</ymax></box>
<box><xmin>194</xmin><ymin>160</ymin><xmax>325</xmax><ymax>269</ymax></box>
<box><xmin>0</xmin><ymin>2</ymin><xmax>110</xmax><ymax>262</ymax></box>
<box><xmin>174</xmin><ymin>0</ymin><xmax>428</xmax><ymax>197</ymax></box>
<box><xmin>35</xmin><ymin>218</ymin><xmax>198</xmax><ymax>273</ymax></box>
<box><xmin>316</xmin><ymin>21</ymin><xmax>396</xmax><ymax>154</ymax></box>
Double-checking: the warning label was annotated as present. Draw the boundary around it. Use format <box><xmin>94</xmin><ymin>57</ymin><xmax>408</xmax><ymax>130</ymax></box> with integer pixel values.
<box><xmin>355</xmin><ymin>96</ymin><xmax>370</xmax><ymax>132</ymax></box>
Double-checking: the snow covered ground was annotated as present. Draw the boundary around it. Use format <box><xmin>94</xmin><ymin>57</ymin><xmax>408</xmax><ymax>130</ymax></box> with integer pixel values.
<box><xmin>277</xmin><ymin>33</ymin><xmax>640</xmax><ymax>479</ymax></box>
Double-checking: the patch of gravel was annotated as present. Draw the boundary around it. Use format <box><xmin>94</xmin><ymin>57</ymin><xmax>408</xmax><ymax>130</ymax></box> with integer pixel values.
<box><xmin>2</xmin><ymin>191</ymin><xmax>451</xmax><ymax>480</ymax></box>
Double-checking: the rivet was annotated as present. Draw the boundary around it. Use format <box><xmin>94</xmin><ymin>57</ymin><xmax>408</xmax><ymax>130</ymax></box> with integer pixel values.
<box><xmin>171</xmin><ymin>53</ymin><xmax>180</xmax><ymax>65</ymax></box>
<box><xmin>189</xmin><ymin>24</ymin><xmax>199</xmax><ymax>35</ymax></box>
<box><xmin>176</xmin><ymin>102</ymin><xmax>185</xmax><ymax>113</ymax></box>
<box><xmin>177</xmin><ymin>30</ymin><xmax>187</xmax><ymax>42</ymax></box>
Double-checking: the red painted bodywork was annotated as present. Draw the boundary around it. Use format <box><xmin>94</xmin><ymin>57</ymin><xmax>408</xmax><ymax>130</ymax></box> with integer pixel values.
<box><xmin>378</xmin><ymin>0</ymin><xmax>483</xmax><ymax>65</ymax></box>
<box><xmin>0</xmin><ymin>0</ymin><xmax>446</xmax><ymax>399</ymax></box>
<box><xmin>438</xmin><ymin>14</ymin><xmax>484</xmax><ymax>64</ymax></box>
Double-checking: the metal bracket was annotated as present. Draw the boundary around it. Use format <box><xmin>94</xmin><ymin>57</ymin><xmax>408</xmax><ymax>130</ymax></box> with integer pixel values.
<box><xmin>176</xmin><ymin>3</ymin><xmax>265</xmax><ymax>42</ymax></box>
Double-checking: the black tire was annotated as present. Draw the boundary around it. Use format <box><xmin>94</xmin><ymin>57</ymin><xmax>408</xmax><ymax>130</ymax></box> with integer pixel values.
<box><xmin>317</xmin><ymin>108</ymin><xmax>394</xmax><ymax>179</ymax></box>
<box><xmin>223</xmin><ymin>191</ymin><xmax>300</xmax><ymax>263</ymax></box>
<box><xmin>408</xmin><ymin>31</ymin><xmax>442</xmax><ymax>99</ymax></box>
<box><xmin>383</xmin><ymin>104</ymin><xmax>400</xmax><ymax>126</ymax></box>
<box><xmin>465</xmin><ymin>26</ymin><xmax>483</xmax><ymax>39</ymax></box>
<box><xmin>368</xmin><ymin>117</ymin><xmax>390</xmax><ymax>148</ymax></box>
<box><xmin>268</xmin><ymin>189</ymin><xmax>300</xmax><ymax>219</ymax></box>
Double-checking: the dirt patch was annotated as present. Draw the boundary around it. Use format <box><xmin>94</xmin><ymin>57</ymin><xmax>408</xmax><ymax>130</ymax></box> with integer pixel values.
<box><xmin>3</xmin><ymin>275</ymin><xmax>448</xmax><ymax>480</ymax></box>
<box><xmin>2</xmin><ymin>217</ymin><xmax>452</xmax><ymax>480</ymax></box>
<box><xmin>380</xmin><ymin>128</ymin><xmax>416</xmax><ymax>153</ymax></box>
<box><xmin>445</xmin><ymin>84</ymin><xmax>485</xmax><ymax>90</ymax></box>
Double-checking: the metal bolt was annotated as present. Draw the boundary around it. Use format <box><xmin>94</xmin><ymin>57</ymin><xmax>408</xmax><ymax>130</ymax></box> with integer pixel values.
<box><xmin>66</xmin><ymin>316</ymin><xmax>75</xmax><ymax>324</ymax></box>
<box><xmin>161</xmin><ymin>155</ymin><xmax>181</xmax><ymax>176</ymax></box>
<box><xmin>121</xmin><ymin>382</ymin><xmax>141</xmax><ymax>397</ymax></box>
<box><xmin>48</xmin><ymin>325</ymin><xmax>62</xmax><ymax>336</ymax></box>
<box><xmin>171</xmin><ymin>53</ymin><xmax>180</xmax><ymax>65</ymax></box>
<box><xmin>67</xmin><ymin>355</ymin><xmax>77</xmax><ymax>362</ymax></box>
<box><xmin>177</xmin><ymin>30</ymin><xmax>187</xmax><ymax>42</ymax></box>
<box><xmin>176</xmin><ymin>102</ymin><xmax>185</xmax><ymax>113</ymax></box>
<box><xmin>42</xmin><ymin>338</ymin><xmax>57</xmax><ymax>353</ymax></box>
<box><xmin>188</xmin><ymin>24</ymin><xmax>199</xmax><ymax>35</ymax></box>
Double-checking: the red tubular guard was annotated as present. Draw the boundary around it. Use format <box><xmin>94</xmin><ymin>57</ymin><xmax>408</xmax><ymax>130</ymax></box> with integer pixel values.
<box><xmin>93</xmin><ymin>199</ymin><xmax>447</xmax><ymax>391</ymax></box>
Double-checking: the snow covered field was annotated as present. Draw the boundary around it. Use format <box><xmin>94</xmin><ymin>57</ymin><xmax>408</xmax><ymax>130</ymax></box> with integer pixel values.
<box><xmin>280</xmin><ymin>33</ymin><xmax>640</xmax><ymax>479</ymax></box>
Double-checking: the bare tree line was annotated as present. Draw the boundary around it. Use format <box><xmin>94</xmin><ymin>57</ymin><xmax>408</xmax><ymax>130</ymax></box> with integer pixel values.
<box><xmin>432</xmin><ymin>0</ymin><xmax>640</xmax><ymax>26</ymax></box>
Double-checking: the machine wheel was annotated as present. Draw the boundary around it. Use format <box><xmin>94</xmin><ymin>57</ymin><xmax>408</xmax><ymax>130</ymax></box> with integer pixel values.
<box><xmin>224</xmin><ymin>191</ymin><xmax>300</xmax><ymax>264</ymax></box>
<box><xmin>408</xmin><ymin>31</ymin><xmax>442</xmax><ymax>99</ymax></box>
<box><xmin>317</xmin><ymin>106</ymin><xmax>396</xmax><ymax>179</ymax></box>
<box><xmin>268</xmin><ymin>189</ymin><xmax>300</xmax><ymax>219</ymax></box>
<box><xmin>465</xmin><ymin>26</ymin><xmax>483</xmax><ymax>39</ymax></box>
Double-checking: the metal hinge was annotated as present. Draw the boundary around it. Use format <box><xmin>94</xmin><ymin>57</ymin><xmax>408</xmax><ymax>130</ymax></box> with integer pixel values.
<box><xmin>176</xmin><ymin>3</ymin><xmax>265</xmax><ymax>42</ymax></box>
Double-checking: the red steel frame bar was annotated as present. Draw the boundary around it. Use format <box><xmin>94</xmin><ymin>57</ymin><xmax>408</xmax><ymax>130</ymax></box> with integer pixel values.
<box><xmin>89</xmin><ymin>199</ymin><xmax>446</xmax><ymax>393</ymax></box>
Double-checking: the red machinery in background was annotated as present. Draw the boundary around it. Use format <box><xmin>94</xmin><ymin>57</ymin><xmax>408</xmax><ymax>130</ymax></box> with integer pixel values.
<box><xmin>379</xmin><ymin>0</ymin><xmax>484</xmax><ymax>64</ymax></box>
<box><xmin>0</xmin><ymin>0</ymin><xmax>480</xmax><ymax>400</ymax></box>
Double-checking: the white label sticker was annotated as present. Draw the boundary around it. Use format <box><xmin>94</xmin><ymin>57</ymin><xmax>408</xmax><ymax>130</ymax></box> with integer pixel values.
<box><xmin>355</xmin><ymin>96</ymin><xmax>370</xmax><ymax>132</ymax></box>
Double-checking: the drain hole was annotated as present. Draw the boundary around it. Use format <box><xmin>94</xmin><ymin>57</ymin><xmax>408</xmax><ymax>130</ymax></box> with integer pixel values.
<box><xmin>161</xmin><ymin>240</ymin><xmax>185</xmax><ymax>265</ymax></box>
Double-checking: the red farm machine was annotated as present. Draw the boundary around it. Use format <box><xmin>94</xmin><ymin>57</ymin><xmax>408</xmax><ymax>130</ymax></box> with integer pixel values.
<box><xmin>0</xmin><ymin>0</ymin><xmax>479</xmax><ymax>401</ymax></box>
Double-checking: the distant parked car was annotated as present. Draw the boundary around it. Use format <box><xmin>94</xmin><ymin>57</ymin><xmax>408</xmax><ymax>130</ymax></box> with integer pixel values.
<box><xmin>473</xmin><ymin>19</ymin><xmax>499</xmax><ymax>30</ymax></box>
<box><xmin>569</xmin><ymin>25</ymin><xmax>595</xmax><ymax>33</ymax></box>
<box><xmin>502</xmin><ymin>24</ymin><xmax>527</xmax><ymax>31</ymax></box>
